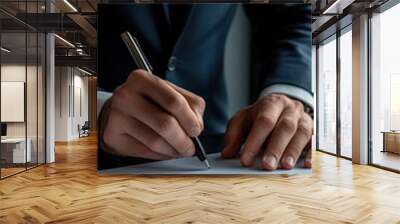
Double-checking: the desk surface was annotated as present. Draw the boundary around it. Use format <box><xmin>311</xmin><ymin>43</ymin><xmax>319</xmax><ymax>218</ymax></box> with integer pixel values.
<box><xmin>1</xmin><ymin>135</ymin><xmax>400</xmax><ymax>223</ymax></box>
<box><xmin>381</xmin><ymin>131</ymin><xmax>400</xmax><ymax>134</ymax></box>
<box><xmin>1</xmin><ymin>138</ymin><xmax>26</xmax><ymax>144</ymax></box>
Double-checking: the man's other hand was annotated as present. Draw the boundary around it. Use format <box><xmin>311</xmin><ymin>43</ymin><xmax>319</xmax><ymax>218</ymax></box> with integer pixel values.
<box><xmin>102</xmin><ymin>69</ymin><xmax>205</xmax><ymax>160</ymax></box>
<box><xmin>222</xmin><ymin>94</ymin><xmax>313</xmax><ymax>170</ymax></box>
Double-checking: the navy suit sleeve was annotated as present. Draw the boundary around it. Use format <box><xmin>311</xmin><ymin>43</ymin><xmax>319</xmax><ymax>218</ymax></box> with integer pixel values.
<box><xmin>245</xmin><ymin>4</ymin><xmax>312</xmax><ymax>100</ymax></box>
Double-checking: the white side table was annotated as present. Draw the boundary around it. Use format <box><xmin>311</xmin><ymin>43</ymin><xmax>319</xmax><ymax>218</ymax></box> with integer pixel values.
<box><xmin>1</xmin><ymin>138</ymin><xmax>32</xmax><ymax>163</ymax></box>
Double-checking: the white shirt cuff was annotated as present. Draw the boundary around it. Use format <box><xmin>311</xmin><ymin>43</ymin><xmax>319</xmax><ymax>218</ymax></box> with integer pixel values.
<box><xmin>259</xmin><ymin>84</ymin><xmax>314</xmax><ymax>108</ymax></box>
<box><xmin>97</xmin><ymin>91</ymin><xmax>113</xmax><ymax>118</ymax></box>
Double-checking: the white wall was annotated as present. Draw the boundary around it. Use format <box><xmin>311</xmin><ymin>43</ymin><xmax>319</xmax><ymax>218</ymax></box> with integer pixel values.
<box><xmin>55</xmin><ymin>66</ymin><xmax>70</xmax><ymax>141</ymax></box>
<box><xmin>55</xmin><ymin>67</ymin><xmax>89</xmax><ymax>141</ymax></box>
<box><xmin>1</xmin><ymin>63</ymin><xmax>46</xmax><ymax>164</ymax></box>
<box><xmin>1</xmin><ymin>65</ymin><xmax>40</xmax><ymax>138</ymax></box>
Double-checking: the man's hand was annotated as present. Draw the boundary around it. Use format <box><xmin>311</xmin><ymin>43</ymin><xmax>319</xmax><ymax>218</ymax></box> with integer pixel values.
<box><xmin>222</xmin><ymin>94</ymin><xmax>313</xmax><ymax>170</ymax></box>
<box><xmin>102</xmin><ymin>69</ymin><xmax>205</xmax><ymax>160</ymax></box>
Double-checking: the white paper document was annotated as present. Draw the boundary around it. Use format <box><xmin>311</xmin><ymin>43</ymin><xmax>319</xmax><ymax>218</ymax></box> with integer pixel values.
<box><xmin>99</xmin><ymin>153</ymin><xmax>311</xmax><ymax>175</ymax></box>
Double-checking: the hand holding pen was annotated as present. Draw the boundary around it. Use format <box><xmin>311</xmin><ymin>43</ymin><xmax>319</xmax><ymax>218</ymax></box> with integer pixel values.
<box><xmin>120</xmin><ymin>31</ymin><xmax>210</xmax><ymax>168</ymax></box>
<box><xmin>99</xmin><ymin>31</ymin><xmax>210</xmax><ymax>168</ymax></box>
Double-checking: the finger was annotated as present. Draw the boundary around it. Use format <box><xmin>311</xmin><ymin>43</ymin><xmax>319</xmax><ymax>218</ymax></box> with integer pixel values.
<box><xmin>129</xmin><ymin>70</ymin><xmax>201</xmax><ymax>137</ymax></box>
<box><xmin>119</xmin><ymin>111</ymin><xmax>180</xmax><ymax>158</ymax></box>
<box><xmin>280</xmin><ymin>114</ymin><xmax>313</xmax><ymax>169</ymax></box>
<box><xmin>262</xmin><ymin>102</ymin><xmax>303</xmax><ymax>170</ymax></box>
<box><xmin>112</xmin><ymin>93</ymin><xmax>195</xmax><ymax>157</ymax></box>
<box><xmin>221</xmin><ymin>109</ymin><xmax>250</xmax><ymax>158</ymax></box>
<box><xmin>167</xmin><ymin>81</ymin><xmax>206</xmax><ymax>130</ymax></box>
<box><xmin>167</xmin><ymin>81</ymin><xmax>206</xmax><ymax>115</ymax></box>
<box><xmin>107</xmin><ymin>133</ymin><xmax>172</xmax><ymax>160</ymax></box>
<box><xmin>240</xmin><ymin>97</ymin><xmax>286</xmax><ymax>167</ymax></box>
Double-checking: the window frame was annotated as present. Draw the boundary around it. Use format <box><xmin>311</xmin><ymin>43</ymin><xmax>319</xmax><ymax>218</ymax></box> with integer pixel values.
<box><xmin>367</xmin><ymin>0</ymin><xmax>400</xmax><ymax>173</ymax></box>
<box><xmin>315</xmin><ymin>23</ymin><xmax>353</xmax><ymax>161</ymax></box>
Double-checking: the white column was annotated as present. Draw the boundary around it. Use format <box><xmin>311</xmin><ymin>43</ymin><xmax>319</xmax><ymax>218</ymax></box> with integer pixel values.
<box><xmin>312</xmin><ymin>45</ymin><xmax>317</xmax><ymax>151</ymax></box>
<box><xmin>352</xmin><ymin>14</ymin><xmax>369</xmax><ymax>164</ymax></box>
<box><xmin>45</xmin><ymin>0</ymin><xmax>56</xmax><ymax>163</ymax></box>
<box><xmin>46</xmin><ymin>32</ymin><xmax>55</xmax><ymax>163</ymax></box>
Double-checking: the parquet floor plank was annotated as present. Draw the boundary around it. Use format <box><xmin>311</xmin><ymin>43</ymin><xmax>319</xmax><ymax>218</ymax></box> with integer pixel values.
<box><xmin>1</xmin><ymin>135</ymin><xmax>400</xmax><ymax>223</ymax></box>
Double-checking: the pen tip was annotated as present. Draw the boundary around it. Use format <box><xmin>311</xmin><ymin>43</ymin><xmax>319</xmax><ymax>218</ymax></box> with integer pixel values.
<box><xmin>204</xmin><ymin>160</ymin><xmax>211</xmax><ymax>169</ymax></box>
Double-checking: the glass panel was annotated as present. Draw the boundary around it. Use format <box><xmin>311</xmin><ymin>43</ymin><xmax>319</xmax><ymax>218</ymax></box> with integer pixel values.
<box><xmin>317</xmin><ymin>36</ymin><xmax>337</xmax><ymax>154</ymax></box>
<box><xmin>312</xmin><ymin>45</ymin><xmax>317</xmax><ymax>151</ymax></box>
<box><xmin>371</xmin><ymin>3</ymin><xmax>400</xmax><ymax>171</ymax></box>
<box><xmin>339</xmin><ymin>29</ymin><xmax>352</xmax><ymax>158</ymax></box>
<box><xmin>0</xmin><ymin>1</ymin><xmax>46</xmax><ymax>178</ymax></box>
<box><xmin>1</xmin><ymin>31</ymin><xmax>28</xmax><ymax>177</ymax></box>
<box><xmin>27</xmin><ymin>30</ymin><xmax>38</xmax><ymax>169</ymax></box>
<box><xmin>38</xmin><ymin>32</ymin><xmax>45</xmax><ymax>165</ymax></box>
<box><xmin>26</xmin><ymin>0</ymin><xmax>39</xmax><ymax>169</ymax></box>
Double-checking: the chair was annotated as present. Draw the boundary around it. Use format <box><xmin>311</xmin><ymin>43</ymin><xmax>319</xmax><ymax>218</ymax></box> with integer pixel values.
<box><xmin>78</xmin><ymin>121</ymin><xmax>90</xmax><ymax>138</ymax></box>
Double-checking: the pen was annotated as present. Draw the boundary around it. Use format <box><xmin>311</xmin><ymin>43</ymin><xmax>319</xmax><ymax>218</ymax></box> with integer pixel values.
<box><xmin>120</xmin><ymin>31</ymin><xmax>211</xmax><ymax>169</ymax></box>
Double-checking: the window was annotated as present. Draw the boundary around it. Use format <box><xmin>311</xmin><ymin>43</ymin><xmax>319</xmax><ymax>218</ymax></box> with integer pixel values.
<box><xmin>339</xmin><ymin>28</ymin><xmax>352</xmax><ymax>158</ymax></box>
<box><xmin>316</xmin><ymin>25</ymin><xmax>353</xmax><ymax>159</ymax></box>
<box><xmin>317</xmin><ymin>36</ymin><xmax>337</xmax><ymax>154</ymax></box>
<box><xmin>370</xmin><ymin>2</ymin><xmax>400</xmax><ymax>171</ymax></box>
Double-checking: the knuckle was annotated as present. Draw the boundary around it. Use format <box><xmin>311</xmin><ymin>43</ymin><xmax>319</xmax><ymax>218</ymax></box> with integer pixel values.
<box><xmin>129</xmin><ymin>69</ymin><xmax>145</xmax><ymax>81</ymax></box>
<box><xmin>156</xmin><ymin>116</ymin><xmax>175</xmax><ymax>134</ymax></box>
<box><xmin>297</xmin><ymin>122</ymin><xmax>312</xmax><ymax>137</ymax></box>
<box><xmin>113</xmin><ymin>87</ymin><xmax>131</xmax><ymax>104</ymax></box>
<box><xmin>256</xmin><ymin>115</ymin><xmax>275</xmax><ymax>127</ymax></box>
<box><xmin>269</xmin><ymin>94</ymin><xmax>286</xmax><ymax>103</ymax></box>
<box><xmin>103</xmin><ymin>128</ymin><xmax>114</xmax><ymax>147</ymax></box>
<box><xmin>293</xmin><ymin>101</ymin><xmax>304</xmax><ymax>111</ymax></box>
<box><xmin>259</xmin><ymin>94</ymin><xmax>284</xmax><ymax>108</ymax></box>
<box><xmin>166</xmin><ymin>94</ymin><xmax>186</xmax><ymax>112</ymax></box>
<box><xmin>261</xmin><ymin>95</ymin><xmax>277</xmax><ymax>105</ymax></box>
<box><xmin>193</xmin><ymin>97</ymin><xmax>206</xmax><ymax>112</ymax></box>
<box><xmin>279</xmin><ymin>117</ymin><xmax>297</xmax><ymax>131</ymax></box>
<box><xmin>227</xmin><ymin>116</ymin><xmax>237</xmax><ymax>128</ymax></box>
<box><xmin>102</xmin><ymin>112</ymin><xmax>120</xmax><ymax>146</ymax></box>
<box><xmin>232</xmin><ymin>109</ymin><xmax>245</xmax><ymax>120</ymax></box>
<box><xmin>268</xmin><ymin>93</ymin><xmax>281</xmax><ymax>100</ymax></box>
<box><xmin>280</xmin><ymin>94</ymin><xmax>290</xmax><ymax>103</ymax></box>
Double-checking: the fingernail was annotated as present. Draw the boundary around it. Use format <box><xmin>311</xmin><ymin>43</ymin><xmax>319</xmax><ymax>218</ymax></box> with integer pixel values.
<box><xmin>243</xmin><ymin>151</ymin><xmax>255</xmax><ymax>165</ymax></box>
<box><xmin>195</xmin><ymin>110</ymin><xmax>204</xmax><ymax>129</ymax></box>
<box><xmin>221</xmin><ymin>148</ymin><xmax>229</xmax><ymax>158</ymax></box>
<box><xmin>305</xmin><ymin>159</ymin><xmax>312</xmax><ymax>168</ymax></box>
<box><xmin>189</xmin><ymin>126</ymin><xmax>201</xmax><ymax>137</ymax></box>
<box><xmin>263</xmin><ymin>156</ymin><xmax>277</xmax><ymax>169</ymax></box>
<box><xmin>283</xmin><ymin>156</ymin><xmax>294</xmax><ymax>168</ymax></box>
<box><xmin>184</xmin><ymin>147</ymin><xmax>195</xmax><ymax>157</ymax></box>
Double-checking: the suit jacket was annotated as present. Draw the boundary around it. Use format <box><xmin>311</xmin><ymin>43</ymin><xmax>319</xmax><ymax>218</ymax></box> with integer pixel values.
<box><xmin>98</xmin><ymin>3</ymin><xmax>311</xmax><ymax>135</ymax></box>
<box><xmin>97</xmin><ymin>4</ymin><xmax>311</xmax><ymax>169</ymax></box>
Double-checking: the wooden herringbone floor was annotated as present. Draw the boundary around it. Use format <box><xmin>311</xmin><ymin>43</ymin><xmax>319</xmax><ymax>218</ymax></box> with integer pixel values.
<box><xmin>1</xmin><ymin>135</ymin><xmax>400</xmax><ymax>224</ymax></box>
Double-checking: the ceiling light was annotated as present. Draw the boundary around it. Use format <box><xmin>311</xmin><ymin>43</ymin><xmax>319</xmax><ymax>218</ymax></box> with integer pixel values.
<box><xmin>77</xmin><ymin>67</ymin><xmax>92</xmax><ymax>76</ymax></box>
<box><xmin>1</xmin><ymin>47</ymin><xmax>11</xmax><ymax>53</ymax></box>
<box><xmin>322</xmin><ymin>0</ymin><xmax>344</xmax><ymax>15</ymax></box>
<box><xmin>54</xmin><ymin>34</ymin><xmax>75</xmax><ymax>48</ymax></box>
<box><xmin>322</xmin><ymin>0</ymin><xmax>355</xmax><ymax>15</ymax></box>
<box><xmin>63</xmin><ymin>0</ymin><xmax>78</xmax><ymax>12</ymax></box>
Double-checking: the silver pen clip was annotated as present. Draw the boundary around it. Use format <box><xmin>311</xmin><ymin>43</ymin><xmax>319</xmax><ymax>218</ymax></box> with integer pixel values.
<box><xmin>121</xmin><ymin>31</ymin><xmax>153</xmax><ymax>73</ymax></box>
